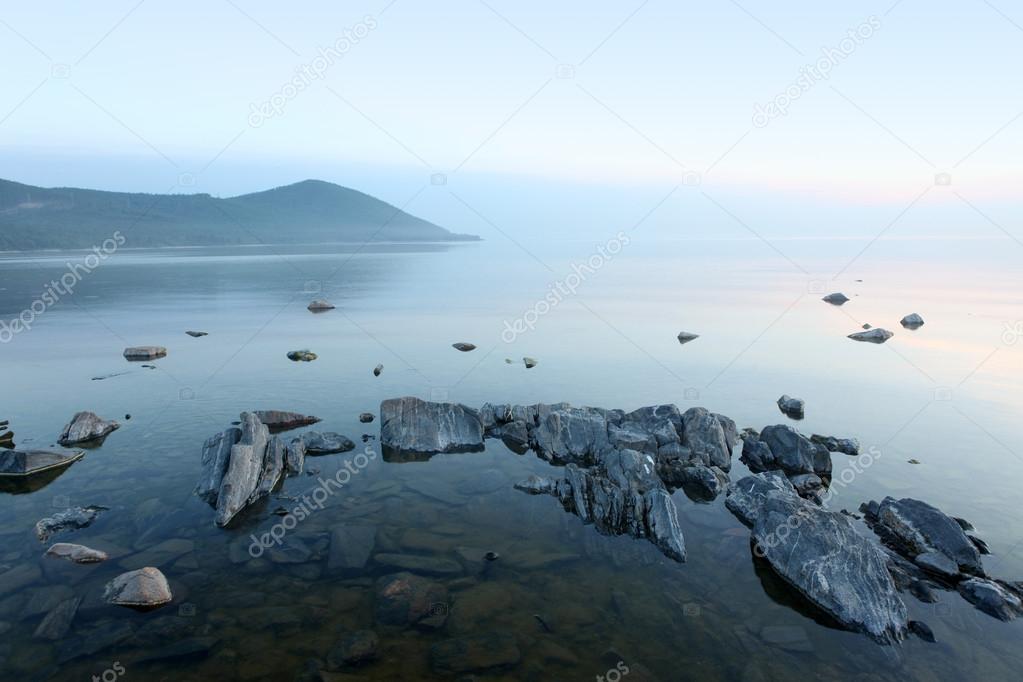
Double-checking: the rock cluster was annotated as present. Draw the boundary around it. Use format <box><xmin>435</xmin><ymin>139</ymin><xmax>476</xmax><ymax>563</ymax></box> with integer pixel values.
<box><xmin>740</xmin><ymin>425</ymin><xmax>832</xmax><ymax>498</ymax></box>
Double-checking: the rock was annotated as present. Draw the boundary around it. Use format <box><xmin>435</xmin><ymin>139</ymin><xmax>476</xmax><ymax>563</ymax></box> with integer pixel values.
<box><xmin>744</xmin><ymin>425</ymin><xmax>831</xmax><ymax>478</ymax></box>
<box><xmin>251</xmin><ymin>410</ymin><xmax>321</xmax><ymax>431</ymax></box>
<box><xmin>676</xmin><ymin>331</ymin><xmax>700</xmax><ymax>344</ymax></box>
<box><xmin>46</xmin><ymin>543</ymin><xmax>108</xmax><ymax>564</ymax></box>
<box><xmin>57</xmin><ymin>411</ymin><xmax>119</xmax><ymax>445</ymax></box>
<box><xmin>822</xmin><ymin>292</ymin><xmax>849</xmax><ymax>305</ymax></box>
<box><xmin>380</xmin><ymin>397</ymin><xmax>484</xmax><ymax>455</ymax></box>
<box><xmin>375</xmin><ymin>572</ymin><xmax>448</xmax><ymax>628</ymax></box>
<box><xmin>0</xmin><ymin>448</ymin><xmax>84</xmax><ymax>477</ymax></box>
<box><xmin>958</xmin><ymin>578</ymin><xmax>1023</xmax><ymax>621</ymax></box>
<box><xmin>497</xmin><ymin>420</ymin><xmax>529</xmax><ymax>452</ymax></box>
<box><xmin>55</xmin><ymin>621</ymin><xmax>134</xmax><ymax>664</ymax></box>
<box><xmin>914</xmin><ymin>551</ymin><xmax>959</xmax><ymax>579</ymax></box>
<box><xmin>681</xmin><ymin>407</ymin><xmax>733</xmax><ymax>470</ymax></box>
<box><xmin>302</xmin><ymin>432</ymin><xmax>356</xmax><ymax>454</ymax></box>
<box><xmin>185</xmin><ymin>331</ymin><xmax>208</xmax><ymax>337</ymax></box>
<box><xmin>867</xmin><ymin>497</ymin><xmax>984</xmax><ymax>577</ymax></box>
<box><xmin>35</xmin><ymin>506</ymin><xmax>107</xmax><ymax>542</ymax></box>
<box><xmin>327</xmin><ymin>629</ymin><xmax>379</xmax><ymax>669</ymax></box>
<box><xmin>900</xmin><ymin>313</ymin><xmax>924</xmax><ymax>329</ymax></box>
<box><xmin>848</xmin><ymin>328</ymin><xmax>894</xmax><ymax>343</ymax></box>
<box><xmin>908</xmin><ymin>620</ymin><xmax>936</xmax><ymax>642</ymax></box>
<box><xmin>194</xmin><ymin>427</ymin><xmax>241</xmax><ymax>504</ymax></box>
<box><xmin>523</xmin><ymin>357</ymin><xmax>538</xmax><ymax>368</ymax></box>
<box><xmin>661</xmin><ymin>463</ymin><xmax>729</xmax><ymax>499</ymax></box>
<box><xmin>124</xmin><ymin>346</ymin><xmax>167</xmax><ymax>360</ymax></box>
<box><xmin>809</xmin><ymin>434</ymin><xmax>860</xmax><ymax>456</ymax></box>
<box><xmin>776</xmin><ymin>395</ymin><xmax>804</xmax><ymax>420</ymax></box>
<box><xmin>372</xmin><ymin>364</ymin><xmax>384</xmax><ymax>377</ymax></box>
<box><xmin>328</xmin><ymin>525</ymin><xmax>376</xmax><ymax>573</ymax></box>
<box><xmin>307</xmin><ymin>299</ymin><xmax>335</xmax><ymax>311</ymax></box>
<box><xmin>452</xmin><ymin>342</ymin><xmax>477</xmax><ymax>352</ymax></box>
<box><xmin>287</xmin><ymin>350</ymin><xmax>318</xmax><ymax>362</ymax></box>
<box><xmin>532</xmin><ymin>406</ymin><xmax>611</xmax><ymax>465</ymax></box>
<box><xmin>373</xmin><ymin>553</ymin><xmax>463</xmax><ymax>576</ymax></box>
<box><xmin>513</xmin><ymin>475</ymin><xmax>559</xmax><ymax>495</ymax></box>
<box><xmin>862</xmin><ymin>323</ymin><xmax>872</xmax><ymax>329</ymax></box>
<box><xmin>359</xmin><ymin>413</ymin><xmax>375</xmax><ymax>423</ymax></box>
<box><xmin>788</xmin><ymin>473</ymin><xmax>824</xmax><ymax>497</ymax></box>
<box><xmin>285</xmin><ymin>437</ymin><xmax>306</xmax><ymax>476</ymax></box>
<box><xmin>213</xmin><ymin>412</ymin><xmax>270</xmax><ymax>527</ymax></box>
<box><xmin>103</xmin><ymin>567</ymin><xmax>173</xmax><ymax>608</ymax></box>
<box><xmin>430</xmin><ymin>632</ymin><xmax>521</xmax><ymax>674</ymax></box>
<box><xmin>33</xmin><ymin>597</ymin><xmax>81</xmax><ymax>640</ymax></box>
<box><xmin>726</xmin><ymin>473</ymin><xmax>908</xmax><ymax>643</ymax></box>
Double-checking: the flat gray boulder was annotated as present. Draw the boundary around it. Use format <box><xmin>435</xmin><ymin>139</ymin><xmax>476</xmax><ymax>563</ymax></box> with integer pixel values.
<box><xmin>848</xmin><ymin>328</ymin><xmax>894</xmax><ymax>343</ymax></box>
<box><xmin>214</xmin><ymin>412</ymin><xmax>270</xmax><ymax>527</ymax></box>
<box><xmin>0</xmin><ymin>448</ymin><xmax>84</xmax><ymax>477</ymax></box>
<box><xmin>123</xmin><ymin>346</ymin><xmax>166</xmax><ymax>360</ymax></box>
<box><xmin>301</xmin><ymin>432</ymin><xmax>356</xmax><ymax>454</ymax></box>
<box><xmin>103</xmin><ymin>567</ymin><xmax>173</xmax><ymax>608</ymax></box>
<box><xmin>380</xmin><ymin>397</ymin><xmax>484</xmax><ymax>455</ymax></box>
<box><xmin>46</xmin><ymin>543</ymin><xmax>108</xmax><ymax>564</ymax></box>
<box><xmin>58</xmin><ymin>412</ymin><xmax>119</xmax><ymax>446</ymax></box>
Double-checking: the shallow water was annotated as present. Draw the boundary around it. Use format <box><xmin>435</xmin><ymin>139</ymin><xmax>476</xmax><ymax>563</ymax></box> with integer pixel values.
<box><xmin>0</xmin><ymin>237</ymin><xmax>1021</xmax><ymax>680</ymax></box>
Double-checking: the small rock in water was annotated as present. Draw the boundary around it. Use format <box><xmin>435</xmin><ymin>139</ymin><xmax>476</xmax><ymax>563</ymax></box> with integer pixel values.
<box><xmin>327</xmin><ymin>630</ymin><xmax>379</xmax><ymax>669</ymax></box>
<box><xmin>359</xmin><ymin>413</ymin><xmax>375</xmax><ymax>423</ymax></box>
<box><xmin>45</xmin><ymin>543</ymin><xmax>109</xmax><ymax>564</ymax></box>
<box><xmin>373</xmin><ymin>364</ymin><xmax>383</xmax><ymax>376</ymax></box>
<box><xmin>862</xmin><ymin>323</ymin><xmax>872</xmax><ymax>329</ymax></box>
<box><xmin>286</xmin><ymin>350</ymin><xmax>318</xmax><ymax>362</ymax></box>
<box><xmin>822</xmin><ymin>292</ymin><xmax>850</xmax><ymax>305</ymax></box>
<box><xmin>908</xmin><ymin>458</ymin><xmax>920</xmax><ymax>464</ymax></box>
<box><xmin>123</xmin><ymin>346</ymin><xmax>167</xmax><ymax>360</ymax></box>
<box><xmin>452</xmin><ymin>342</ymin><xmax>477</xmax><ymax>352</ymax></box>
<box><xmin>900</xmin><ymin>313</ymin><xmax>925</xmax><ymax>329</ymax></box>
<box><xmin>252</xmin><ymin>410</ymin><xmax>321</xmax><ymax>431</ymax></box>
<box><xmin>307</xmin><ymin>299</ymin><xmax>336</xmax><ymax>311</ymax></box>
<box><xmin>523</xmin><ymin>357</ymin><xmax>538</xmax><ymax>369</ymax></box>
<box><xmin>35</xmin><ymin>506</ymin><xmax>108</xmax><ymax>542</ymax></box>
<box><xmin>677</xmin><ymin>331</ymin><xmax>700</xmax><ymax>344</ymax></box>
<box><xmin>505</xmin><ymin>358</ymin><xmax>513</xmax><ymax>364</ymax></box>
<box><xmin>776</xmin><ymin>395</ymin><xmax>805</xmax><ymax>420</ymax></box>
<box><xmin>103</xmin><ymin>566</ymin><xmax>173</xmax><ymax>608</ymax></box>
<box><xmin>58</xmin><ymin>411</ymin><xmax>119</xmax><ymax>446</ymax></box>
<box><xmin>302</xmin><ymin>432</ymin><xmax>356</xmax><ymax>454</ymax></box>
<box><xmin>848</xmin><ymin>328</ymin><xmax>894</xmax><ymax>343</ymax></box>
<box><xmin>185</xmin><ymin>331</ymin><xmax>208</xmax><ymax>337</ymax></box>
<box><xmin>125</xmin><ymin>414</ymin><xmax>131</xmax><ymax>420</ymax></box>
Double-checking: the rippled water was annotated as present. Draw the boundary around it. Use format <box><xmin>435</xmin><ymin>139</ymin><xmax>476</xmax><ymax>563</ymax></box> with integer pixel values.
<box><xmin>0</xmin><ymin>238</ymin><xmax>1021</xmax><ymax>680</ymax></box>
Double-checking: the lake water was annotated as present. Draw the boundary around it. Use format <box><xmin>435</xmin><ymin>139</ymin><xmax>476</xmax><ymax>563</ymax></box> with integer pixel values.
<box><xmin>0</xmin><ymin>236</ymin><xmax>1021</xmax><ymax>681</ymax></box>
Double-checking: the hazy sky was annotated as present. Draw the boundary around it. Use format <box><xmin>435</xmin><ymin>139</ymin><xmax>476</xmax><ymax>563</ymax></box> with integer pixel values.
<box><xmin>1</xmin><ymin>1</ymin><xmax>1021</xmax><ymax>239</ymax></box>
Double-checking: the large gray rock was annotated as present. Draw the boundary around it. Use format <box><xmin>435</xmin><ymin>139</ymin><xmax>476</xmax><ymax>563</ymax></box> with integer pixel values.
<box><xmin>726</xmin><ymin>473</ymin><xmax>908</xmax><ymax>643</ymax></box>
<box><xmin>214</xmin><ymin>413</ymin><xmax>270</xmax><ymax>527</ymax></box>
<box><xmin>869</xmin><ymin>497</ymin><xmax>984</xmax><ymax>577</ymax></box>
<box><xmin>104</xmin><ymin>567</ymin><xmax>173</xmax><ymax>608</ymax></box>
<box><xmin>46</xmin><ymin>543</ymin><xmax>108</xmax><ymax>564</ymax></box>
<box><xmin>194</xmin><ymin>427</ymin><xmax>241</xmax><ymax>505</ymax></box>
<box><xmin>58</xmin><ymin>412</ymin><xmax>119</xmax><ymax>446</ymax></box>
<box><xmin>900</xmin><ymin>313</ymin><xmax>924</xmax><ymax>329</ymax></box>
<box><xmin>822</xmin><ymin>292</ymin><xmax>850</xmax><ymax>305</ymax></box>
<box><xmin>531</xmin><ymin>406</ymin><xmax>611</xmax><ymax>465</ymax></box>
<box><xmin>301</xmin><ymin>432</ymin><xmax>356</xmax><ymax>454</ymax></box>
<box><xmin>247</xmin><ymin>435</ymin><xmax>286</xmax><ymax>503</ymax></box>
<box><xmin>0</xmin><ymin>448</ymin><xmax>84</xmax><ymax>477</ymax></box>
<box><xmin>848</xmin><ymin>328</ymin><xmax>894</xmax><ymax>343</ymax></box>
<box><xmin>680</xmin><ymin>407</ymin><xmax>733</xmax><ymax>470</ymax></box>
<box><xmin>745</xmin><ymin>425</ymin><xmax>831</xmax><ymax>478</ymax></box>
<box><xmin>380</xmin><ymin>397</ymin><xmax>484</xmax><ymax>455</ymax></box>
<box><xmin>284</xmin><ymin>437</ymin><xmax>305</xmax><ymax>476</ymax></box>
<box><xmin>810</xmin><ymin>434</ymin><xmax>860</xmax><ymax>456</ymax></box>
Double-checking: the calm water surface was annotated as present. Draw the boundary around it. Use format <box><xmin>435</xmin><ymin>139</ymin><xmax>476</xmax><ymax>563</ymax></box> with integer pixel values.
<box><xmin>0</xmin><ymin>237</ymin><xmax>1021</xmax><ymax>680</ymax></box>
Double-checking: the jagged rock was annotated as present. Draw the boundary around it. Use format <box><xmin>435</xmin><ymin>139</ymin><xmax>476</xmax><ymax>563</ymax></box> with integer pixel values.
<box><xmin>307</xmin><ymin>299</ymin><xmax>335</xmax><ymax>311</ymax></box>
<box><xmin>430</xmin><ymin>632</ymin><xmax>521</xmax><ymax>674</ymax></box>
<box><xmin>523</xmin><ymin>357</ymin><xmax>538</xmax><ymax>368</ymax></box>
<box><xmin>676</xmin><ymin>331</ymin><xmax>700</xmax><ymax>344</ymax></box>
<box><xmin>532</xmin><ymin>406</ymin><xmax>610</xmax><ymax>465</ymax></box>
<box><xmin>497</xmin><ymin>420</ymin><xmax>529</xmax><ymax>452</ymax></box>
<box><xmin>284</xmin><ymin>437</ymin><xmax>305</xmax><ymax>476</ymax></box>
<box><xmin>810</xmin><ymin>434</ymin><xmax>860</xmax><ymax>456</ymax></box>
<box><xmin>726</xmin><ymin>473</ymin><xmax>908</xmax><ymax>643</ymax></box>
<box><xmin>46</xmin><ymin>543</ymin><xmax>108</xmax><ymax>564</ymax></box>
<box><xmin>251</xmin><ymin>410</ymin><xmax>321</xmax><ymax>431</ymax></box>
<box><xmin>302</xmin><ymin>432</ymin><xmax>356</xmax><ymax>454</ymax></box>
<box><xmin>513</xmin><ymin>475</ymin><xmax>559</xmax><ymax>495</ymax></box>
<box><xmin>287</xmin><ymin>350</ymin><xmax>317</xmax><ymax>362</ymax></box>
<box><xmin>194</xmin><ymin>427</ymin><xmax>241</xmax><ymax>504</ymax></box>
<box><xmin>103</xmin><ymin>567</ymin><xmax>173</xmax><ymax>608</ymax></box>
<box><xmin>452</xmin><ymin>342</ymin><xmax>476</xmax><ymax>352</ymax></box>
<box><xmin>742</xmin><ymin>425</ymin><xmax>831</xmax><ymax>479</ymax></box>
<box><xmin>848</xmin><ymin>328</ymin><xmax>894</xmax><ymax>343</ymax></box>
<box><xmin>822</xmin><ymin>292</ymin><xmax>849</xmax><ymax>305</ymax></box>
<box><xmin>214</xmin><ymin>412</ymin><xmax>269</xmax><ymax>527</ymax></box>
<box><xmin>58</xmin><ymin>412</ymin><xmax>119</xmax><ymax>446</ymax></box>
<box><xmin>380</xmin><ymin>397</ymin><xmax>484</xmax><ymax>455</ymax></box>
<box><xmin>123</xmin><ymin>346</ymin><xmax>167</xmax><ymax>360</ymax></box>
<box><xmin>788</xmin><ymin>473</ymin><xmax>824</xmax><ymax>497</ymax></box>
<box><xmin>680</xmin><ymin>407</ymin><xmax>733</xmax><ymax>470</ymax></box>
<box><xmin>958</xmin><ymin>578</ymin><xmax>1023</xmax><ymax>621</ymax></box>
<box><xmin>867</xmin><ymin>497</ymin><xmax>984</xmax><ymax>577</ymax></box>
<box><xmin>375</xmin><ymin>572</ymin><xmax>448</xmax><ymax>628</ymax></box>
<box><xmin>776</xmin><ymin>395</ymin><xmax>804</xmax><ymax>420</ymax></box>
<box><xmin>248</xmin><ymin>435</ymin><xmax>286</xmax><ymax>503</ymax></box>
<box><xmin>900</xmin><ymin>313</ymin><xmax>924</xmax><ymax>329</ymax></box>
<box><xmin>35</xmin><ymin>506</ymin><xmax>108</xmax><ymax>542</ymax></box>
<box><xmin>0</xmin><ymin>448</ymin><xmax>84</xmax><ymax>476</ymax></box>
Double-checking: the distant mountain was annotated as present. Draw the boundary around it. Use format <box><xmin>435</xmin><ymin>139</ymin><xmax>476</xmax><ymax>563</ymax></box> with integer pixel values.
<box><xmin>0</xmin><ymin>178</ymin><xmax>478</xmax><ymax>250</ymax></box>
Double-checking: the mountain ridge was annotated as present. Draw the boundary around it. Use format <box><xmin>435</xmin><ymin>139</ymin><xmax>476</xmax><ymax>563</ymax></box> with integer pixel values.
<box><xmin>0</xmin><ymin>178</ymin><xmax>478</xmax><ymax>250</ymax></box>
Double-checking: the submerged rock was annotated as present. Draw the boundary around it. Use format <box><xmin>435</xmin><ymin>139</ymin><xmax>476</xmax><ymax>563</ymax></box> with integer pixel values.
<box><xmin>776</xmin><ymin>395</ymin><xmax>805</xmax><ymax>420</ymax></box>
<box><xmin>380</xmin><ymin>397</ymin><xmax>484</xmax><ymax>455</ymax></box>
<box><xmin>726</xmin><ymin>473</ymin><xmax>908</xmax><ymax>643</ymax></box>
<box><xmin>124</xmin><ymin>346</ymin><xmax>167</xmax><ymax>360</ymax></box>
<box><xmin>251</xmin><ymin>410</ymin><xmax>321</xmax><ymax>431</ymax></box>
<box><xmin>46</xmin><ymin>543</ymin><xmax>108</xmax><ymax>564</ymax></box>
<box><xmin>452</xmin><ymin>342</ymin><xmax>477</xmax><ymax>352</ymax></box>
<box><xmin>35</xmin><ymin>506</ymin><xmax>108</xmax><ymax>542</ymax></box>
<box><xmin>900</xmin><ymin>313</ymin><xmax>925</xmax><ymax>329</ymax></box>
<box><xmin>302</xmin><ymin>432</ymin><xmax>356</xmax><ymax>454</ymax></box>
<box><xmin>58</xmin><ymin>411</ymin><xmax>119</xmax><ymax>446</ymax></box>
<box><xmin>848</xmin><ymin>328</ymin><xmax>894</xmax><ymax>343</ymax></box>
<box><xmin>676</xmin><ymin>331</ymin><xmax>700</xmax><ymax>344</ymax></box>
<box><xmin>822</xmin><ymin>292</ymin><xmax>850</xmax><ymax>305</ymax></box>
<box><xmin>103</xmin><ymin>567</ymin><xmax>173</xmax><ymax>608</ymax></box>
<box><xmin>375</xmin><ymin>572</ymin><xmax>448</xmax><ymax>628</ymax></box>
<box><xmin>33</xmin><ymin>597</ymin><xmax>81</xmax><ymax>640</ymax></box>
<box><xmin>430</xmin><ymin>632</ymin><xmax>521</xmax><ymax>674</ymax></box>
<box><xmin>327</xmin><ymin>630</ymin><xmax>379</xmax><ymax>669</ymax></box>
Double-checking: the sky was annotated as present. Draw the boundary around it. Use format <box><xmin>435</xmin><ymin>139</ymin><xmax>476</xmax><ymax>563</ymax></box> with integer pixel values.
<box><xmin>1</xmin><ymin>0</ymin><xmax>1021</xmax><ymax>240</ymax></box>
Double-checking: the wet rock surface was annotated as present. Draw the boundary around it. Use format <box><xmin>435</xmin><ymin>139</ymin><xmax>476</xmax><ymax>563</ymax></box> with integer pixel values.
<box><xmin>380</xmin><ymin>397</ymin><xmax>484</xmax><ymax>456</ymax></box>
<box><xmin>741</xmin><ymin>425</ymin><xmax>831</xmax><ymax>494</ymax></box>
<box><xmin>45</xmin><ymin>542</ymin><xmax>109</xmax><ymax>564</ymax></box>
<box><xmin>103</xmin><ymin>567</ymin><xmax>173</xmax><ymax>608</ymax></box>
<box><xmin>302</xmin><ymin>431</ymin><xmax>356</xmax><ymax>454</ymax></box>
<box><xmin>0</xmin><ymin>448</ymin><xmax>84</xmax><ymax>476</ymax></box>
<box><xmin>58</xmin><ymin>411</ymin><xmax>119</xmax><ymax>446</ymax></box>
<box><xmin>35</xmin><ymin>505</ymin><xmax>108</xmax><ymax>542</ymax></box>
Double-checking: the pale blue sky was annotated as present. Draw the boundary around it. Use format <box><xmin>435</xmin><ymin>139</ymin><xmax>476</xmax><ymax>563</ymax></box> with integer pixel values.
<box><xmin>1</xmin><ymin>1</ymin><xmax>1021</xmax><ymax>239</ymax></box>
